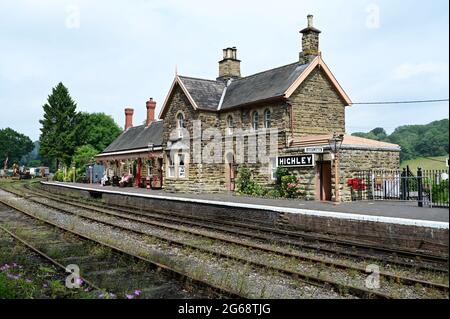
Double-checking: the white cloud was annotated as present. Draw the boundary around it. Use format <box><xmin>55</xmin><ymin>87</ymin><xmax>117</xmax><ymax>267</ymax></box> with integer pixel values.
<box><xmin>392</xmin><ymin>62</ymin><xmax>449</xmax><ymax>80</ymax></box>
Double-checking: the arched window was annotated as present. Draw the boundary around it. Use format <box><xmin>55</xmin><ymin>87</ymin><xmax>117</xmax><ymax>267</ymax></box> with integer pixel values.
<box><xmin>176</xmin><ymin>113</ymin><xmax>185</xmax><ymax>138</ymax></box>
<box><xmin>264</xmin><ymin>109</ymin><xmax>272</xmax><ymax>128</ymax></box>
<box><xmin>252</xmin><ymin>111</ymin><xmax>259</xmax><ymax>131</ymax></box>
<box><xmin>227</xmin><ymin>115</ymin><xmax>234</xmax><ymax>135</ymax></box>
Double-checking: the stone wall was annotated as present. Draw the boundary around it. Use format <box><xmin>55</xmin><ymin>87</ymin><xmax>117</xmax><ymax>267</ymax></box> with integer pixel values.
<box><xmin>338</xmin><ymin>148</ymin><xmax>401</xmax><ymax>202</ymax></box>
<box><xmin>39</xmin><ymin>182</ymin><xmax>449</xmax><ymax>254</ymax></box>
<box><xmin>289</xmin><ymin>68</ymin><xmax>346</xmax><ymax>138</ymax></box>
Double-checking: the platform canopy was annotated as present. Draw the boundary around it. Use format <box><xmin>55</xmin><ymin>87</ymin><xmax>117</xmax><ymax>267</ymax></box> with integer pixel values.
<box><xmin>96</xmin><ymin>120</ymin><xmax>163</xmax><ymax>162</ymax></box>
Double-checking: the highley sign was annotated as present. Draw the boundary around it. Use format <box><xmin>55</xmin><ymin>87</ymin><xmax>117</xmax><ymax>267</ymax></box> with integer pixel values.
<box><xmin>277</xmin><ymin>155</ymin><xmax>315</xmax><ymax>168</ymax></box>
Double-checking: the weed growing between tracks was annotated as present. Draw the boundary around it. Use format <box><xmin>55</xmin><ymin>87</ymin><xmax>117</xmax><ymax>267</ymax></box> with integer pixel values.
<box><xmin>0</xmin><ymin>229</ymin><xmax>95</xmax><ymax>299</ymax></box>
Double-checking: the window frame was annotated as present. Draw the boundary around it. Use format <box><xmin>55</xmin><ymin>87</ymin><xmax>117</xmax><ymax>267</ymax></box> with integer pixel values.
<box><xmin>226</xmin><ymin>115</ymin><xmax>234</xmax><ymax>135</ymax></box>
<box><xmin>264</xmin><ymin>109</ymin><xmax>272</xmax><ymax>129</ymax></box>
<box><xmin>167</xmin><ymin>155</ymin><xmax>175</xmax><ymax>178</ymax></box>
<box><xmin>252</xmin><ymin>111</ymin><xmax>259</xmax><ymax>131</ymax></box>
<box><xmin>270</xmin><ymin>157</ymin><xmax>278</xmax><ymax>181</ymax></box>
<box><xmin>176</xmin><ymin>112</ymin><xmax>185</xmax><ymax>138</ymax></box>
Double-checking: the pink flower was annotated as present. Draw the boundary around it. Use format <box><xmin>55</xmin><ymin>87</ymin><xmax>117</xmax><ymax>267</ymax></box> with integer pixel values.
<box><xmin>126</xmin><ymin>294</ymin><xmax>135</xmax><ymax>299</ymax></box>
<box><xmin>134</xmin><ymin>290</ymin><xmax>141</xmax><ymax>296</ymax></box>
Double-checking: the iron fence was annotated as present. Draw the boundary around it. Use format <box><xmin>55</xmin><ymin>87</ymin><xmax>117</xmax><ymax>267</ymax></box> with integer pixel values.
<box><xmin>348</xmin><ymin>167</ymin><xmax>449</xmax><ymax>208</ymax></box>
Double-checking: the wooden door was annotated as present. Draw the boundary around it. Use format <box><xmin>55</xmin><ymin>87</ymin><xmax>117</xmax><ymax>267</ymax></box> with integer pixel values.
<box><xmin>225</xmin><ymin>153</ymin><xmax>236</xmax><ymax>192</ymax></box>
<box><xmin>318</xmin><ymin>162</ymin><xmax>332</xmax><ymax>201</ymax></box>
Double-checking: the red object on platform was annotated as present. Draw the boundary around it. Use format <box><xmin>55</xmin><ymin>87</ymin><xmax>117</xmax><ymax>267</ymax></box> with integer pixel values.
<box><xmin>136</xmin><ymin>159</ymin><xmax>141</xmax><ymax>188</ymax></box>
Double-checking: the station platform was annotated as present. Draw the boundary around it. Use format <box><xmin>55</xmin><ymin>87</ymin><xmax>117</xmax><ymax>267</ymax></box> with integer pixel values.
<box><xmin>41</xmin><ymin>182</ymin><xmax>448</xmax><ymax>228</ymax></box>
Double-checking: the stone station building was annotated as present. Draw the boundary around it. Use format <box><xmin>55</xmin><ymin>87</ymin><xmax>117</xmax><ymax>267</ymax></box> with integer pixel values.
<box><xmin>98</xmin><ymin>15</ymin><xmax>400</xmax><ymax>201</ymax></box>
<box><xmin>157</xmin><ymin>15</ymin><xmax>400</xmax><ymax>200</ymax></box>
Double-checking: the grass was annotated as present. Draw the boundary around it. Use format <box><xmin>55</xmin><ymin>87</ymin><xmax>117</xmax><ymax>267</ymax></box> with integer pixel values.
<box><xmin>401</xmin><ymin>156</ymin><xmax>448</xmax><ymax>171</ymax></box>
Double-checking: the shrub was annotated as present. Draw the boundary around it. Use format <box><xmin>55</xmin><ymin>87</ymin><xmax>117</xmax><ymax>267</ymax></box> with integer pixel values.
<box><xmin>431</xmin><ymin>180</ymin><xmax>449</xmax><ymax>204</ymax></box>
<box><xmin>64</xmin><ymin>169</ymin><xmax>75</xmax><ymax>182</ymax></box>
<box><xmin>236</xmin><ymin>166</ymin><xmax>265</xmax><ymax>196</ymax></box>
<box><xmin>280</xmin><ymin>175</ymin><xmax>303</xmax><ymax>198</ymax></box>
<box><xmin>265</xmin><ymin>188</ymin><xmax>281</xmax><ymax>198</ymax></box>
<box><xmin>274</xmin><ymin>167</ymin><xmax>304</xmax><ymax>198</ymax></box>
<box><xmin>275</xmin><ymin>167</ymin><xmax>290</xmax><ymax>188</ymax></box>
<box><xmin>53</xmin><ymin>170</ymin><xmax>64</xmax><ymax>182</ymax></box>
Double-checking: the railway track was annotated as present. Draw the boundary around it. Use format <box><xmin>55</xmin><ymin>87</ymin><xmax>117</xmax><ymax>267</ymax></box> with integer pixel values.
<box><xmin>2</xmin><ymin>182</ymin><xmax>449</xmax><ymax>298</ymax></box>
<box><xmin>28</xmin><ymin>183</ymin><xmax>449</xmax><ymax>273</ymax></box>
<box><xmin>0</xmin><ymin>218</ymin><xmax>101</xmax><ymax>295</ymax></box>
<box><xmin>0</xmin><ymin>200</ymin><xmax>239</xmax><ymax>299</ymax></box>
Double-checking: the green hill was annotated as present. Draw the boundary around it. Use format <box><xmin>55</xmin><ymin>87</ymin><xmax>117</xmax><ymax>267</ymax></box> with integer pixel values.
<box><xmin>401</xmin><ymin>156</ymin><xmax>448</xmax><ymax>171</ymax></box>
<box><xmin>352</xmin><ymin>119</ymin><xmax>449</xmax><ymax>161</ymax></box>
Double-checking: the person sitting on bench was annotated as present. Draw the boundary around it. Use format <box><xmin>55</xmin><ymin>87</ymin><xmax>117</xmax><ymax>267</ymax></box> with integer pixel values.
<box><xmin>101</xmin><ymin>173</ymin><xmax>110</xmax><ymax>186</ymax></box>
<box><xmin>119</xmin><ymin>174</ymin><xmax>132</xmax><ymax>187</ymax></box>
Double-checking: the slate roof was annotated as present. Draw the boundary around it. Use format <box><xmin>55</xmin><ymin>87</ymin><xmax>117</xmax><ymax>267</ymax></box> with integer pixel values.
<box><xmin>176</xmin><ymin>61</ymin><xmax>312</xmax><ymax>112</ymax></box>
<box><xmin>178</xmin><ymin>76</ymin><xmax>225</xmax><ymax>111</ymax></box>
<box><xmin>221</xmin><ymin>62</ymin><xmax>309</xmax><ymax>110</ymax></box>
<box><xmin>100</xmin><ymin>121</ymin><xmax>163</xmax><ymax>154</ymax></box>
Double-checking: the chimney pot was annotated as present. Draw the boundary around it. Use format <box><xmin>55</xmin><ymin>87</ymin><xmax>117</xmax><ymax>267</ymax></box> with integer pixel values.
<box><xmin>124</xmin><ymin>108</ymin><xmax>134</xmax><ymax>130</ymax></box>
<box><xmin>307</xmin><ymin>15</ymin><xmax>314</xmax><ymax>28</ymax></box>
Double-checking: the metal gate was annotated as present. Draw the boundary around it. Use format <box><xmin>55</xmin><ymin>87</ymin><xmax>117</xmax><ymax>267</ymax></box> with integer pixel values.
<box><xmin>349</xmin><ymin>167</ymin><xmax>449</xmax><ymax>208</ymax></box>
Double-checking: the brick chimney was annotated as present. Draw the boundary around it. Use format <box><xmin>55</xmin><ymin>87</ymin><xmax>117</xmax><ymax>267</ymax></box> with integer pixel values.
<box><xmin>217</xmin><ymin>47</ymin><xmax>241</xmax><ymax>81</ymax></box>
<box><xmin>146</xmin><ymin>98</ymin><xmax>156</xmax><ymax>126</ymax></box>
<box><xmin>124</xmin><ymin>108</ymin><xmax>134</xmax><ymax>130</ymax></box>
<box><xmin>299</xmin><ymin>15</ymin><xmax>321</xmax><ymax>64</ymax></box>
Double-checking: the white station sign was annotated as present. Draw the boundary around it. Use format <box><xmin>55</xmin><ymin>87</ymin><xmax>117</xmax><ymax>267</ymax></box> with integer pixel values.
<box><xmin>277</xmin><ymin>155</ymin><xmax>315</xmax><ymax>167</ymax></box>
<box><xmin>304</xmin><ymin>147</ymin><xmax>324</xmax><ymax>154</ymax></box>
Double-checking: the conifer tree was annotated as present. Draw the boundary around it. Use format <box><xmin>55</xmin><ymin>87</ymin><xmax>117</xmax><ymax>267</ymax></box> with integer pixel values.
<box><xmin>39</xmin><ymin>83</ymin><xmax>80</xmax><ymax>169</ymax></box>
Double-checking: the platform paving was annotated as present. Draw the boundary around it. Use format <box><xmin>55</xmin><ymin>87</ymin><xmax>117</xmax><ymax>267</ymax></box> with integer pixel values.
<box><xmin>42</xmin><ymin>182</ymin><xmax>449</xmax><ymax>225</ymax></box>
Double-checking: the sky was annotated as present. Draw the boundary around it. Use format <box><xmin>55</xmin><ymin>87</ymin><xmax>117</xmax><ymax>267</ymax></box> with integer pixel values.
<box><xmin>0</xmin><ymin>0</ymin><xmax>448</xmax><ymax>141</ymax></box>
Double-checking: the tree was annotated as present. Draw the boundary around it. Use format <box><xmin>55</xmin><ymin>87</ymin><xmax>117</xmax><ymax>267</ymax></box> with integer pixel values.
<box><xmin>39</xmin><ymin>83</ymin><xmax>80</xmax><ymax>169</ymax></box>
<box><xmin>0</xmin><ymin>128</ymin><xmax>34</xmax><ymax>168</ymax></box>
<box><xmin>71</xmin><ymin>145</ymin><xmax>99</xmax><ymax>183</ymax></box>
<box><xmin>352</xmin><ymin>119</ymin><xmax>449</xmax><ymax>162</ymax></box>
<box><xmin>352</xmin><ymin>127</ymin><xmax>387</xmax><ymax>141</ymax></box>
<box><xmin>72</xmin><ymin>145</ymin><xmax>98</xmax><ymax>169</ymax></box>
<box><xmin>76</xmin><ymin>113</ymin><xmax>122</xmax><ymax>152</ymax></box>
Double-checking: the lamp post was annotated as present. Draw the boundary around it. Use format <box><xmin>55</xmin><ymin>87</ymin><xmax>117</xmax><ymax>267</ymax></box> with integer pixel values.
<box><xmin>328</xmin><ymin>132</ymin><xmax>344</xmax><ymax>204</ymax></box>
